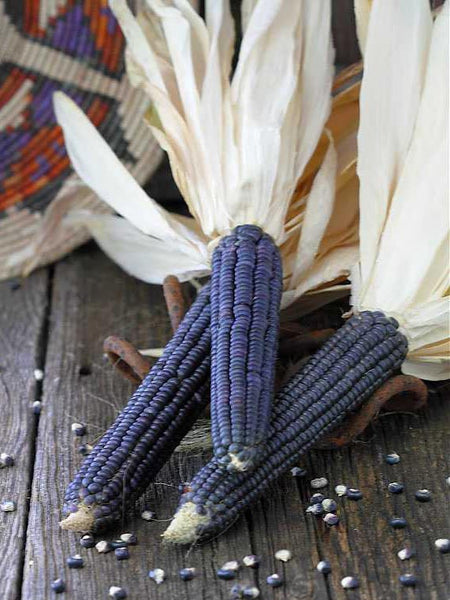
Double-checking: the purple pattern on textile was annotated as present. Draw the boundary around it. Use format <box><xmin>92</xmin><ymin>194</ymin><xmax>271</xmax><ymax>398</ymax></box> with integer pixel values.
<box><xmin>50</xmin><ymin>5</ymin><xmax>95</xmax><ymax>58</ymax></box>
<box><xmin>0</xmin><ymin>130</ymin><xmax>33</xmax><ymax>167</ymax></box>
<box><xmin>0</xmin><ymin>72</ymin><xmax>85</xmax><ymax>180</ymax></box>
<box><xmin>30</xmin><ymin>155</ymin><xmax>51</xmax><ymax>181</ymax></box>
<box><xmin>51</xmin><ymin>140</ymin><xmax>66</xmax><ymax>157</ymax></box>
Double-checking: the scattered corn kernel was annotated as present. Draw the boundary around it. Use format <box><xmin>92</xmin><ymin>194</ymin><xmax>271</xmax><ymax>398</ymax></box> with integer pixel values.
<box><xmin>67</xmin><ymin>555</ymin><xmax>84</xmax><ymax>569</ymax></box>
<box><xmin>385</xmin><ymin>452</ymin><xmax>400</xmax><ymax>465</ymax></box>
<box><xmin>71</xmin><ymin>423</ymin><xmax>86</xmax><ymax>436</ymax></box>
<box><xmin>310</xmin><ymin>477</ymin><xmax>328</xmax><ymax>489</ymax></box>
<box><xmin>1</xmin><ymin>500</ymin><xmax>16</xmax><ymax>512</ymax></box>
<box><xmin>275</xmin><ymin>549</ymin><xmax>292</xmax><ymax>562</ymax></box>
<box><xmin>399</xmin><ymin>574</ymin><xmax>417</xmax><ymax>587</ymax></box>
<box><xmin>316</xmin><ymin>560</ymin><xmax>331</xmax><ymax>574</ymax></box>
<box><xmin>266</xmin><ymin>573</ymin><xmax>283</xmax><ymax>588</ymax></box>
<box><xmin>397</xmin><ymin>548</ymin><xmax>414</xmax><ymax>561</ymax></box>
<box><xmin>108</xmin><ymin>586</ymin><xmax>127</xmax><ymax>599</ymax></box>
<box><xmin>179</xmin><ymin>568</ymin><xmax>196</xmax><ymax>581</ymax></box>
<box><xmin>0</xmin><ymin>453</ymin><xmax>14</xmax><ymax>468</ymax></box>
<box><xmin>80</xmin><ymin>533</ymin><xmax>95</xmax><ymax>548</ymax></box>
<box><xmin>148</xmin><ymin>568</ymin><xmax>166</xmax><ymax>584</ymax></box>
<box><xmin>242</xmin><ymin>555</ymin><xmax>260</xmax><ymax>568</ymax></box>
<box><xmin>50</xmin><ymin>578</ymin><xmax>65</xmax><ymax>593</ymax></box>
<box><xmin>435</xmin><ymin>539</ymin><xmax>450</xmax><ymax>553</ymax></box>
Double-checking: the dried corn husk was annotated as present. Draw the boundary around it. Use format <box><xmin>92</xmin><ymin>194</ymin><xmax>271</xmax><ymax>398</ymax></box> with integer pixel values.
<box><xmin>54</xmin><ymin>0</ymin><xmax>360</xmax><ymax>312</ymax></box>
<box><xmin>352</xmin><ymin>0</ymin><xmax>449</xmax><ymax>380</ymax></box>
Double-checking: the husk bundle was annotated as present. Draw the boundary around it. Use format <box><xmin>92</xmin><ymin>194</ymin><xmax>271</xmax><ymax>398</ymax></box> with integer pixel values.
<box><xmin>352</xmin><ymin>0</ymin><xmax>449</xmax><ymax>381</ymax></box>
<box><xmin>54</xmin><ymin>0</ymin><xmax>360</xmax><ymax>315</ymax></box>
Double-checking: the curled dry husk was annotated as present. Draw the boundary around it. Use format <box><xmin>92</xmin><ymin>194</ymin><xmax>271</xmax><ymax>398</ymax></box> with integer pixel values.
<box><xmin>351</xmin><ymin>0</ymin><xmax>449</xmax><ymax>381</ymax></box>
<box><xmin>54</xmin><ymin>0</ymin><xmax>360</xmax><ymax>318</ymax></box>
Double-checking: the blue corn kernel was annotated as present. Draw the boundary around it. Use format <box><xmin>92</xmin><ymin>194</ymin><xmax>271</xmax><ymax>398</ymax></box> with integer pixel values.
<box><xmin>316</xmin><ymin>560</ymin><xmax>331</xmax><ymax>574</ymax></box>
<box><xmin>242</xmin><ymin>554</ymin><xmax>260</xmax><ymax>568</ymax></box>
<box><xmin>1</xmin><ymin>500</ymin><xmax>16</xmax><ymax>512</ymax></box>
<box><xmin>230</xmin><ymin>584</ymin><xmax>244</xmax><ymax>599</ymax></box>
<box><xmin>120</xmin><ymin>533</ymin><xmax>137</xmax><ymax>546</ymax></box>
<box><xmin>111</xmin><ymin>540</ymin><xmax>128</xmax><ymax>550</ymax></box>
<box><xmin>34</xmin><ymin>368</ymin><xmax>44</xmax><ymax>381</ymax></box>
<box><xmin>322</xmin><ymin>499</ymin><xmax>337</xmax><ymax>513</ymax></box>
<box><xmin>323</xmin><ymin>513</ymin><xmax>339</xmax><ymax>526</ymax></box>
<box><xmin>67</xmin><ymin>554</ymin><xmax>84</xmax><ymax>569</ymax></box>
<box><xmin>108</xmin><ymin>586</ymin><xmax>127</xmax><ymax>599</ymax></box>
<box><xmin>221</xmin><ymin>560</ymin><xmax>240</xmax><ymax>572</ymax></box>
<box><xmin>32</xmin><ymin>401</ymin><xmax>42</xmax><ymax>415</ymax></box>
<box><xmin>399</xmin><ymin>574</ymin><xmax>417</xmax><ymax>587</ymax></box>
<box><xmin>179</xmin><ymin>568</ymin><xmax>197</xmax><ymax>581</ymax></box>
<box><xmin>71</xmin><ymin>423</ymin><xmax>87</xmax><ymax>437</ymax></box>
<box><xmin>51</xmin><ymin>578</ymin><xmax>65</xmax><ymax>593</ymax></box>
<box><xmin>346</xmin><ymin>488</ymin><xmax>363</xmax><ymax>501</ymax></box>
<box><xmin>306</xmin><ymin>503</ymin><xmax>324</xmax><ymax>516</ymax></box>
<box><xmin>291</xmin><ymin>467</ymin><xmax>307</xmax><ymax>477</ymax></box>
<box><xmin>78</xmin><ymin>444</ymin><xmax>92</xmax><ymax>456</ymax></box>
<box><xmin>390</xmin><ymin>517</ymin><xmax>407</xmax><ymax>529</ymax></box>
<box><xmin>385</xmin><ymin>452</ymin><xmax>400</xmax><ymax>465</ymax></box>
<box><xmin>80</xmin><ymin>533</ymin><xmax>95</xmax><ymax>548</ymax></box>
<box><xmin>310</xmin><ymin>477</ymin><xmax>328</xmax><ymax>489</ymax></box>
<box><xmin>275</xmin><ymin>549</ymin><xmax>292</xmax><ymax>562</ymax></box>
<box><xmin>310</xmin><ymin>493</ymin><xmax>325</xmax><ymax>504</ymax></box>
<box><xmin>397</xmin><ymin>548</ymin><xmax>414</xmax><ymax>561</ymax></box>
<box><xmin>335</xmin><ymin>485</ymin><xmax>347</xmax><ymax>496</ymax></box>
<box><xmin>266</xmin><ymin>574</ymin><xmax>283</xmax><ymax>588</ymax></box>
<box><xmin>0</xmin><ymin>453</ymin><xmax>14</xmax><ymax>468</ymax></box>
<box><xmin>115</xmin><ymin>547</ymin><xmax>129</xmax><ymax>561</ymax></box>
<box><xmin>388</xmin><ymin>482</ymin><xmax>404</xmax><ymax>494</ymax></box>
<box><xmin>243</xmin><ymin>585</ymin><xmax>260</xmax><ymax>598</ymax></box>
<box><xmin>435</xmin><ymin>539</ymin><xmax>450</xmax><ymax>553</ymax></box>
<box><xmin>217</xmin><ymin>568</ymin><xmax>236</xmax><ymax>580</ymax></box>
<box><xmin>415</xmin><ymin>489</ymin><xmax>432</xmax><ymax>502</ymax></box>
<box><xmin>148</xmin><ymin>569</ymin><xmax>166</xmax><ymax>584</ymax></box>
<box><xmin>341</xmin><ymin>576</ymin><xmax>359</xmax><ymax>589</ymax></box>
<box><xmin>95</xmin><ymin>540</ymin><xmax>113</xmax><ymax>554</ymax></box>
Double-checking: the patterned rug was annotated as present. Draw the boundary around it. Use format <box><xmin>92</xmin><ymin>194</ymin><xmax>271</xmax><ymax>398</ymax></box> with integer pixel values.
<box><xmin>0</xmin><ymin>0</ymin><xmax>162</xmax><ymax>280</ymax></box>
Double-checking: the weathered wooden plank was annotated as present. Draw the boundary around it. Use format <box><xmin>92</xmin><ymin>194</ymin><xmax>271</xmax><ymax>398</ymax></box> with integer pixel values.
<box><xmin>0</xmin><ymin>270</ymin><xmax>49</xmax><ymax>600</ymax></box>
<box><xmin>19</xmin><ymin>246</ymin><xmax>450</xmax><ymax>600</ymax></box>
<box><xmin>243</xmin><ymin>470</ymin><xmax>331</xmax><ymax>600</ymax></box>
<box><xmin>21</xmin><ymin>247</ymin><xmax>255</xmax><ymax>600</ymax></box>
<box><xmin>290</xmin><ymin>387</ymin><xmax>450</xmax><ymax>600</ymax></box>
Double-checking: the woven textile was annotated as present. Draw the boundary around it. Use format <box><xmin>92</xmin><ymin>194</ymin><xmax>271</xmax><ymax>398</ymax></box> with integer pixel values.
<box><xmin>0</xmin><ymin>0</ymin><xmax>162</xmax><ymax>280</ymax></box>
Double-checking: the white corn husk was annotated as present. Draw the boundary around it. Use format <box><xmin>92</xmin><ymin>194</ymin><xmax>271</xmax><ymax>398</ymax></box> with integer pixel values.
<box><xmin>352</xmin><ymin>0</ymin><xmax>449</xmax><ymax>381</ymax></box>
<box><xmin>54</xmin><ymin>0</ymin><xmax>360</xmax><ymax>312</ymax></box>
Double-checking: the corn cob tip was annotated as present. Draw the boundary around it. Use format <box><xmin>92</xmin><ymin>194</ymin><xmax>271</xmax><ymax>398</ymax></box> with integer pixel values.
<box><xmin>162</xmin><ymin>502</ymin><xmax>209</xmax><ymax>545</ymax></box>
<box><xmin>59</xmin><ymin>504</ymin><xmax>95</xmax><ymax>532</ymax></box>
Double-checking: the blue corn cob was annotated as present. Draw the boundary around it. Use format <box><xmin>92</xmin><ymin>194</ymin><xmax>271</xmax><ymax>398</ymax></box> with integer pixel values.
<box><xmin>210</xmin><ymin>225</ymin><xmax>283</xmax><ymax>472</ymax></box>
<box><xmin>163</xmin><ymin>311</ymin><xmax>408</xmax><ymax>544</ymax></box>
<box><xmin>60</xmin><ymin>284</ymin><xmax>211</xmax><ymax>532</ymax></box>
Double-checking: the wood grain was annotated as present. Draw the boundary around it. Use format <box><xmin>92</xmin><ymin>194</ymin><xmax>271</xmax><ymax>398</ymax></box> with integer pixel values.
<box><xmin>15</xmin><ymin>247</ymin><xmax>449</xmax><ymax>600</ymax></box>
<box><xmin>0</xmin><ymin>271</ymin><xmax>49</xmax><ymax>600</ymax></box>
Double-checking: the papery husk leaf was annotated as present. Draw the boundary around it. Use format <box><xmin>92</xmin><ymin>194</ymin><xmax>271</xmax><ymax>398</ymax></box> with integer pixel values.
<box><xmin>67</xmin><ymin>213</ymin><xmax>209</xmax><ymax>284</ymax></box>
<box><xmin>355</xmin><ymin>0</ymin><xmax>449</xmax><ymax>380</ymax></box>
<box><xmin>357</xmin><ymin>0</ymin><xmax>433</xmax><ymax>285</ymax></box>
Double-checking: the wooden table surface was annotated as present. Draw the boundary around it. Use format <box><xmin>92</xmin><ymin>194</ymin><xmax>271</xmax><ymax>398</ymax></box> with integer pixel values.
<box><xmin>1</xmin><ymin>245</ymin><xmax>449</xmax><ymax>600</ymax></box>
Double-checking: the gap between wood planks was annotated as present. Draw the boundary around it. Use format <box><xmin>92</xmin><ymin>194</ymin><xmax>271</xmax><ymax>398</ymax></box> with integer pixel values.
<box><xmin>15</xmin><ymin>266</ymin><xmax>54</xmax><ymax>600</ymax></box>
